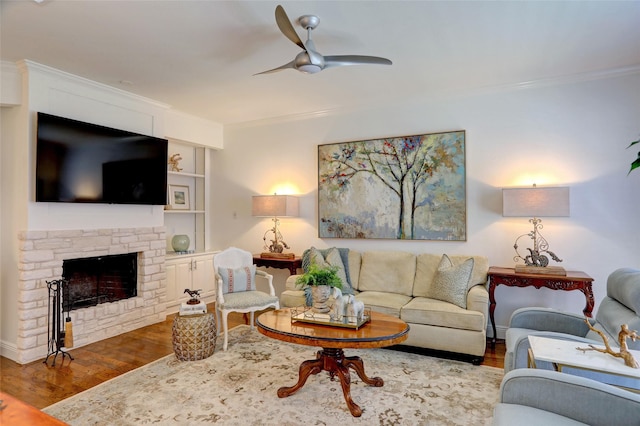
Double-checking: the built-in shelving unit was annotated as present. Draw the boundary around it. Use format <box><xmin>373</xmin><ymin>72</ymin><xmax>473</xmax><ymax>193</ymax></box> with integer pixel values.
<box><xmin>165</xmin><ymin>140</ymin><xmax>211</xmax><ymax>254</ymax></box>
<box><xmin>164</xmin><ymin>140</ymin><xmax>216</xmax><ymax>312</ymax></box>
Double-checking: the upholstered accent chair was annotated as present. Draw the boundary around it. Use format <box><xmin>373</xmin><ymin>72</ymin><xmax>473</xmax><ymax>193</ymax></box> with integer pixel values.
<box><xmin>214</xmin><ymin>247</ymin><xmax>279</xmax><ymax>350</ymax></box>
<box><xmin>504</xmin><ymin>267</ymin><xmax>640</xmax><ymax>388</ymax></box>
<box><xmin>493</xmin><ymin>369</ymin><xmax>640</xmax><ymax>425</ymax></box>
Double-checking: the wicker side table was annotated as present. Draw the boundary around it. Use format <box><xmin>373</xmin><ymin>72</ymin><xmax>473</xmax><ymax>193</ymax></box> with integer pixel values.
<box><xmin>172</xmin><ymin>312</ymin><xmax>217</xmax><ymax>361</ymax></box>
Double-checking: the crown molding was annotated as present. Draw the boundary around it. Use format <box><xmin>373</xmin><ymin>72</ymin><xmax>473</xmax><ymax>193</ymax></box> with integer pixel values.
<box><xmin>490</xmin><ymin>64</ymin><xmax>640</xmax><ymax>92</ymax></box>
<box><xmin>227</xmin><ymin>64</ymin><xmax>640</xmax><ymax>129</ymax></box>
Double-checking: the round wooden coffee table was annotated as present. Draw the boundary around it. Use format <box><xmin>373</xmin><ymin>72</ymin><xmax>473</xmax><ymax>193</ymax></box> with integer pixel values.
<box><xmin>256</xmin><ymin>308</ymin><xmax>409</xmax><ymax>417</ymax></box>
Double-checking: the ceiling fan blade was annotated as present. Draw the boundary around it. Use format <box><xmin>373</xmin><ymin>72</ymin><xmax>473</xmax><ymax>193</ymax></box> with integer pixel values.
<box><xmin>324</xmin><ymin>55</ymin><xmax>393</xmax><ymax>69</ymax></box>
<box><xmin>275</xmin><ymin>5</ymin><xmax>305</xmax><ymax>50</ymax></box>
<box><xmin>253</xmin><ymin>60</ymin><xmax>296</xmax><ymax>75</ymax></box>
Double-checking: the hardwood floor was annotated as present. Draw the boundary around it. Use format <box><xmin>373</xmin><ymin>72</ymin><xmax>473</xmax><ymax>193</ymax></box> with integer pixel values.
<box><xmin>1</xmin><ymin>305</ymin><xmax>505</xmax><ymax>409</ymax></box>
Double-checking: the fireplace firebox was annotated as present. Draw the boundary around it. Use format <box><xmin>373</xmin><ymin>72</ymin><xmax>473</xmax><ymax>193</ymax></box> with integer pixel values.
<box><xmin>63</xmin><ymin>253</ymin><xmax>138</xmax><ymax>310</ymax></box>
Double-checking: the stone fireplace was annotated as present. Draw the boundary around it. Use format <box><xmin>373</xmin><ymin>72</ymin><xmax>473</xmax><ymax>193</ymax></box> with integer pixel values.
<box><xmin>17</xmin><ymin>227</ymin><xmax>166</xmax><ymax>364</ymax></box>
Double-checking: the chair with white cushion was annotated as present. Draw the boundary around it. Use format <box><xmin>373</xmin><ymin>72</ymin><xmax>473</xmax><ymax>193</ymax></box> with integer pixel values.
<box><xmin>214</xmin><ymin>247</ymin><xmax>279</xmax><ymax>350</ymax></box>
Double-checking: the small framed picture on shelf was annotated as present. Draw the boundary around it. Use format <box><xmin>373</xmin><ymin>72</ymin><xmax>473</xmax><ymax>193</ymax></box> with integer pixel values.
<box><xmin>168</xmin><ymin>184</ymin><xmax>190</xmax><ymax>210</ymax></box>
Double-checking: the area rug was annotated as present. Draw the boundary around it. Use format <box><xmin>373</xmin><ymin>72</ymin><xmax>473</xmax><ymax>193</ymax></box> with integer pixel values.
<box><xmin>43</xmin><ymin>325</ymin><xmax>503</xmax><ymax>425</ymax></box>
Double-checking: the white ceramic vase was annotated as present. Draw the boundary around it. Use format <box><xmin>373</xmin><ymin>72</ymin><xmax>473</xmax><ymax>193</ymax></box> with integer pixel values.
<box><xmin>311</xmin><ymin>285</ymin><xmax>332</xmax><ymax>313</ymax></box>
<box><xmin>171</xmin><ymin>234</ymin><xmax>190</xmax><ymax>252</ymax></box>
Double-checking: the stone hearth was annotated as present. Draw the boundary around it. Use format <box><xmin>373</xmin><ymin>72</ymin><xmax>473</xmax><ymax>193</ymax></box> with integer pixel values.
<box><xmin>17</xmin><ymin>227</ymin><xmax>166</xmax><ymax>364</ymax></box>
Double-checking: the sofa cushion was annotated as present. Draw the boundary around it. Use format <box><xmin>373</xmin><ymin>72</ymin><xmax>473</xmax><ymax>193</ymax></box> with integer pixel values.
<box><xmin>347</xmin><ymin>250</ymin><xmax>361</xmax><ymax>291</ymax></box>
<box><xmin>425</xmin><ymin>254</ymin><xmax>474</xmax><ymax>308</ymax></box>
<box><xmin>493</xmin><ymin>404</ymin><xmax>587</xmax><ymax>426</ymax></box>
<box><xmin>306</xmin><ymin>247</ymin><xmax>353</xmax><ymax>294</ymax></box>
<box><xmin>355</xmin><ymin>291</ymin><xmax>412</xmax><ymax>318</ymax></box>
<box><xmin>302</xmin><ymin>247</ymin><xmax>353</xmax><ymax>286</ymax></box>
<box><xmin>358</xmin><ymin>251</ymin><xmax>416</xmax><ymax>296</ymax></box>
<box><xmin>413</xmin><ymin>253</ymin><xmax>489</xmax><ymax>298</ymax></box>
<box><xmin>401</xmin><ymin>297</ymin><xmax>485</xmax><ymax>332</ymax></box>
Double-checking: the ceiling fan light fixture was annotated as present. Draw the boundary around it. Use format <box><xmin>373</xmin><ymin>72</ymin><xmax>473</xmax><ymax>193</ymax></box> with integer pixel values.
<box><xmin>297</xmin><ymin>64</ymin><xmax>322</xmax><ymax>74</ymax></box>
<box><xmin>255</xmin><ymin>5</ymin><xmax>392</xmax><ymax>76</ymax></box>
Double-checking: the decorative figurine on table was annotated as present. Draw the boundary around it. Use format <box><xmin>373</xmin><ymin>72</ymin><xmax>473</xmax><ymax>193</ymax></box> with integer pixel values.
<box><xmin>345</xmin><ymin>294</ymin><xmax>365</xmax><ymax>324</ymax></box>
<box><xmin>183</xmin><ymin>288</ymin><xmax>202</xmax><ymax>305</ymax></box>
<box><xmin>577</xmin><ymin>319</ymin><xmax>639</xmax><ymax>368</ymax></box>
<box><xmin>168</xmin><ymin>153</ymin><xmax>183</xmax><ymax>172</ymax></box>
<box><xmin>329</xmin><ymin>287</ymin><xmax>346</xmax><ymax>322</ymax></box>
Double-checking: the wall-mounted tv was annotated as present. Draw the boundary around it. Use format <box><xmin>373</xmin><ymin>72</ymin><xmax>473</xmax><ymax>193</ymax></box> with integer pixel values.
<box><xmin>36</xmin><ymin>112</ymin><xmax>168</xmax><ymax>205</ymax></box>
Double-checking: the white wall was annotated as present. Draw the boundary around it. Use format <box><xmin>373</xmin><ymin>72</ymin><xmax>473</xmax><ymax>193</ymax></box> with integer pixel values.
<box><xmin>213</xmin><ymin>71</ymin><xmax>640</xmax><ymax>338</ymax></box>
<box><xmin>0</xmin><ymin>105</ymin><xmax>27</xmax><ymax>347</ymax></box>
<box><xmin>24</xmin><ymin>61</ymin><xmax>169</xmax><ymax>231</ymax></box>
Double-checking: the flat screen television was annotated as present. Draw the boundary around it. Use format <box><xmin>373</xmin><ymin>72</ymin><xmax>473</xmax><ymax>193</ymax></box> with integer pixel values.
<box><xmin>36</xmin><ymin>112</ymin><xmax>168</xmax><ymax>205</ymax></box>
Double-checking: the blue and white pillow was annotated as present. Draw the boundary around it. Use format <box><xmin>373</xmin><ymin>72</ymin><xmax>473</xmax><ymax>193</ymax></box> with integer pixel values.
<box><xmin>218</xmin><ymin>265</ymin><xmax>256</xmax><ymax>294</ymax></box>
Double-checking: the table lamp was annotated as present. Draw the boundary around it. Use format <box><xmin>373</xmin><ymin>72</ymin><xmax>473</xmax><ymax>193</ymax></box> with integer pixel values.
<box><xmin>252</xmin><ymin>194</ymin><xmax>299</xmax><ymax>259</ymax></box>
<box><xmin>502</xmin><ymin>184</ymin><xmax>570</xmax><ymax>275</ymax></box>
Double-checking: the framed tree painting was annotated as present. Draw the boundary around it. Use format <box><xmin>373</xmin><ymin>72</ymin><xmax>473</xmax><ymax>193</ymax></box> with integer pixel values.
<box><xmin>318</xmin><ymin>131</ymin><xmax>466</xmax><ymax>241</ymax></box>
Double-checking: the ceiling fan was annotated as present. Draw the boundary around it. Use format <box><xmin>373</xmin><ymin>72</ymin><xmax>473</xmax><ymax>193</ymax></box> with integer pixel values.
<box><xmin>255</xmin><ymin>5</ymin><xmax>392</xmax><ymax>75</ymax></box>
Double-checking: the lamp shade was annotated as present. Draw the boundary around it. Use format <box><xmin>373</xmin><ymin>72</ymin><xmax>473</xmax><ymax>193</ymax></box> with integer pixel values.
<box><xmin>252</xmin><ymin>195</ymin><xmax>299</xmax><ymax>217</ymax></box>
<box><xmin>502</xmin><ymin>187</ymin><xmax>570</xmax><ymax>217</ymax></box>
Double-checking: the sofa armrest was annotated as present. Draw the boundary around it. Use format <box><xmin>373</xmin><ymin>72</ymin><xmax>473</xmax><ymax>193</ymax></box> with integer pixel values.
<box><xmin>285</xmin><ymin>274</ymin><xmax>302</xmax><ymax>291</ymax></box>
<box><xmin>467</xmin><ymin>284</ymin><xmax>488</xmax><ymax>320</ymax></box>
<box><xmin>509</xmin><ymin>307</ymin><xmax>593</xmax><ymax>336</ymax></box>
<box><xmin>506</xmin><ymin>330</ymin><xmax>599</xmax><ymax>372</ymax></box>
<box><xmin>497</xmin><ymin>369</ymin><xmax>640</xmax><ymax>426</ymax></box>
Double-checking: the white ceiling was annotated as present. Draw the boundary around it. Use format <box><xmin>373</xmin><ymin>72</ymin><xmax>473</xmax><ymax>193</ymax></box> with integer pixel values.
<box><xmin>2</xmin><ymin>1</ymin><xmax>640</xmax><ymax>125</ymax></box>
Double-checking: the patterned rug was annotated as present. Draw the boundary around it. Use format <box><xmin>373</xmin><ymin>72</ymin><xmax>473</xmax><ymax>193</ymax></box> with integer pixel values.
<box><xmin>43</xmin><ymin>325</ymin><xmax>503</xmax><ymax>425</ymax></box>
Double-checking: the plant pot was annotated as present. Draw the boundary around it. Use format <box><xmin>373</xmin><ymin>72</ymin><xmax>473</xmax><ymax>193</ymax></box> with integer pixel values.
<box><xmin>311</xmin><ymin>285</ymin><xmax>332</xmax><ymax>313</ymax></box>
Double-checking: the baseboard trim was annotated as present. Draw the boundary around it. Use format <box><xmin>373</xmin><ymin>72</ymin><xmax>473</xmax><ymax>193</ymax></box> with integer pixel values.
<box><xmin>0</xmin><ymin>339</ymin><xmax>18</xmax><ymax>363</ymax></box>
<box><xmin>487</xmin><ymin>325</ymin><xmax>508</xmax><ymax>341</ymax></box>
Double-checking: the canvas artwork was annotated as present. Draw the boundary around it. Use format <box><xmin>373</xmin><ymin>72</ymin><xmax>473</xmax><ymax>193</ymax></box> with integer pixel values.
<box><xmin>318</xmin><ymin>131</ymin><xmax>466</xmax><ymax>241</ymax></box>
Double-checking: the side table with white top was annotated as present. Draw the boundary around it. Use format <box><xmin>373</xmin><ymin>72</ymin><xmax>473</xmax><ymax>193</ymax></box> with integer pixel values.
<box><xmin>527</xmin><ymin>335</ymin><xmax>640</xmax><ymax>391</ymax></box>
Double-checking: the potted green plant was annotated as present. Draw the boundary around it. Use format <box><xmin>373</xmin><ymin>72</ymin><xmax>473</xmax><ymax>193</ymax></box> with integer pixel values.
<box><xmin>628</xmin><ymin>137</ymin><xmax>640</xmax><ymax>175</ymax></box>
<box><xmin>296</xmin><ymin>262</ymin><xmax>343</xmax><ymax>313</ymax></box>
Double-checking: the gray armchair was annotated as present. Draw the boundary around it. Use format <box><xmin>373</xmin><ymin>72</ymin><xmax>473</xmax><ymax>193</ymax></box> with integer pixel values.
<box><xmin>493</xmin><ymin>369</ymin><xmax>640</xmax><ymax>426</ymax></box>
<box><xmin>504</xmin><ymin>268</ymin><xmax>640</xmax><ymax>389</ymax></box>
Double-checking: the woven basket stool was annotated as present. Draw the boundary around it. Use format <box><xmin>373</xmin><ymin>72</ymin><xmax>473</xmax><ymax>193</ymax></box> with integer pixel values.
<box><xmin>172</xmin><ymin>313</ymin><xmax>217</xmax><ymax>361</ymax></box>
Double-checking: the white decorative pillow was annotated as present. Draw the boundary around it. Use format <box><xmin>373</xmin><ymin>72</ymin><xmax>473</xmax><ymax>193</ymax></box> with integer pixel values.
<box><xmin>218</xmin><ymin>265</ymin><xmax>256</xmax><ymax>294</ymax></box>
<box><xmin>426</xmin><ymin>254</ymin><xmax>474</xmax><ymax>309</ymax></box>
<box><xmin>308</xmin><ymin>247</ymin><xmax>349</xmax><ymax>289</ymax></box>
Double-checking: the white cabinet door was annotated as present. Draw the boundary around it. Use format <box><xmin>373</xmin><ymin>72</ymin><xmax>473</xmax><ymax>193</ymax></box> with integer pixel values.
<box><xmin>165</xmin><ymin>252</ymin><xmax>217</xmax><ymax>314</ymax></box>
<box><xmin>174</xmin><ymin>261</ymin><xmax>193</xmax><ymax>305</ymax></box>
<box><xmin>165</xmin><ymin>262</ymin><xmax>178</xmax><ymax>307</ymax></box>
<box><xmin>165</xmin><ymin>257</ymin><xmax>194</xmax><ymax>312</ymax></box>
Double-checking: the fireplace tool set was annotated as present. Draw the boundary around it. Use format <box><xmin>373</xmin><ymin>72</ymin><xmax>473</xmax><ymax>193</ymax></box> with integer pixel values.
<box><xmin>44</xmin><ymin>279</ymin><xmax>74</xmax><ymax>366</ymax></box>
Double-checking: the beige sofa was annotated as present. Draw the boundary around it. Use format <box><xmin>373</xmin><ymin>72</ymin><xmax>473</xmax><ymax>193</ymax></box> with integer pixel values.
<box><xmin>280</xmin><ymin>250</ymin><xmax>489</xmax><ymax>363</ymax></box>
